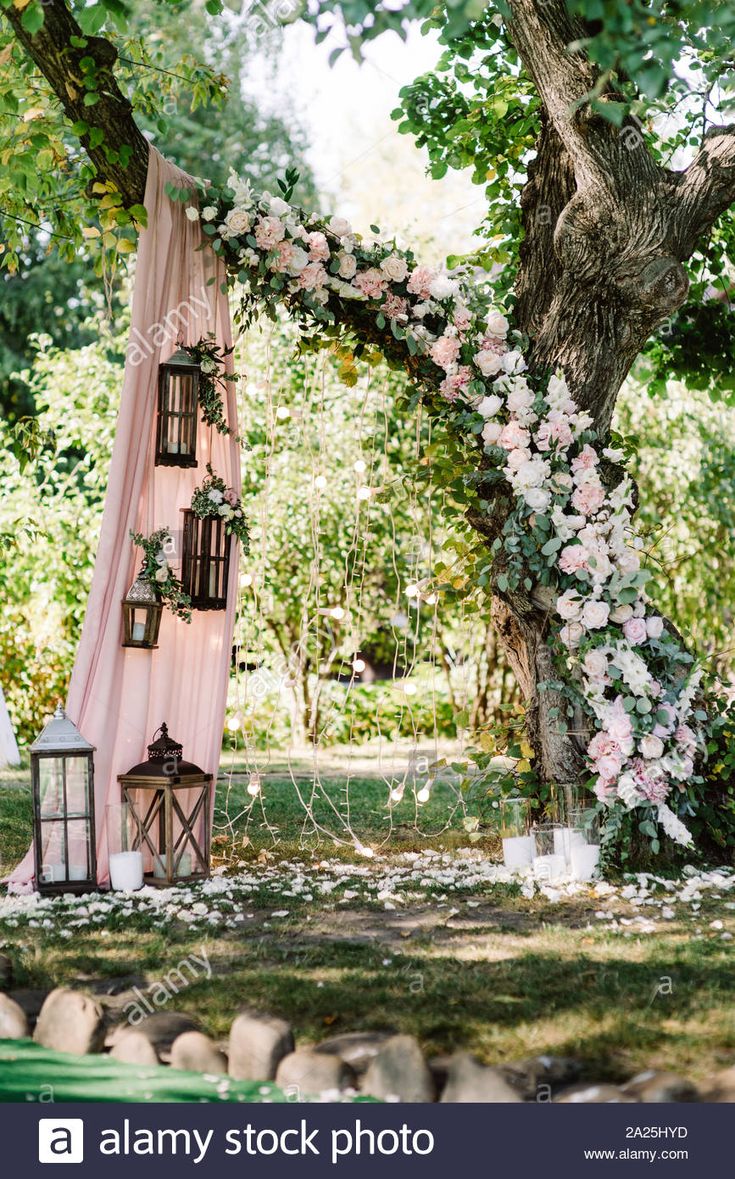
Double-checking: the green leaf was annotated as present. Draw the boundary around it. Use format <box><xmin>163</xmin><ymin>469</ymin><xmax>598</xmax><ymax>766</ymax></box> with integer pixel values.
<box><xmin>20</xmin><ymin>2</ymin><xmax>45</xmax><ymax>34</ymax></box>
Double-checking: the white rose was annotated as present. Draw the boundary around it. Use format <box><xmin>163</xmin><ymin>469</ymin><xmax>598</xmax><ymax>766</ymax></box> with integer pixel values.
<box><xmin>482</xmin><ymin>420</ymin><xmax>503</xmax><ymax>446</ymax></box>
<box><xmin>477</xmin><ymin>394</ymin><xmax>503</xmax><ymax>418</ymax></box>
<box><xmin>557</xmin><ymin>590</ymin><xmax>583</xmax><ymax>622</ymax></box>
<box><xmin>269</xmin><ymin>196</ymin><xmax>290</xmax><ymax>217</ymax></box>
<box><xmin>582</xmin><ymin>599</ymin><xmax>610</xmax><ymax>629</ymax></box>
<box><xmin>286</xmin><ymin>246</ymin><xmax>310</xmax><ymax>275</ymax></box>
<box><xmin>185</xmin><ymin>207</ymin><xmax>200</xmax><ymax>222</ymax></box>
<box><xmin>646</xmin><ymin>615</ymin><xmax>664</xmax><ymax>639</ymax></box>
<box><xmin>328</xmin><ymin>216</ymin><xmax>352</xmax><ymax>238</ymax></box>
<box><xmin>501</xmin><ymin>349</ymin><xmax>527</xmax><ymax>375</ymax></box>
<box><xmin>338</xmin><ymin>253</ymin><xmax>358</xmax><ymax>279</ymax></box>
<box><xmin>560</xmin><ymin>621</ymin><xmax>584</xmax><ymax>648</ymax></box>
<box><xmin>208</xmin><ymin>489</ymin><xmax>224</xmax><ymax>504</ymax></box>
<box><xmin>610</xmin><ymin>603</ymin><xmax>634</xmax><ymax>624</ymax></box>
<box><xmin>486</xmin><ymin>311</ymin><xmax>509</xmax><ymax>337</ymax></box>
<box><xmin>154</xmin><ymin>566</ymin><xmax>168</xmax><ymax>584</ymax></box>
<box><xmin>523</xmin><ymin>487</ymin><xmax>552</xmax><ymax>511</ymax></box>
<box><xmin>640</xmin><ymin>733</ymin><xmax>665</xmax><ymax>760</ymax></box>
<box><xmin>474</xmin><ymin>350</ymin><xmax>503</xmax><ymax>377</ymax></box>
<box><xmin>584</xmin><ymin>649</ymin><xmax>608</xmax><ymax>680</ymax></box>
<box><xmin>380</xmin><ymin>254</ymin><xmax>408</xmax><ymax>283</ymax></box>
<box><xmin>429</xmin><ymin>274</ymin><xmax>460</xmax><ymax>300</ymax></box>
<box><xmin>219</xmin><ymin>505</ymin><xmax>234</xmax><ymax>520</ymax></box>
<box><xmin>224</xmin><ymin>207</ymin><xmax>251</xmax><ymax>236</ymax></box>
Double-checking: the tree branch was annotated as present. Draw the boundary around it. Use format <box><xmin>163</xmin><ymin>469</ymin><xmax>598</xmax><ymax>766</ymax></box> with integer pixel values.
<box><xmin>672</xmin><ymin>124</ymin><xmax>735</xmax><ymax>259</ymax></box>
<box><xmin>3</xmin><ymin>0</ymin><xmax>148</xmax><ymax>207</ymax></box>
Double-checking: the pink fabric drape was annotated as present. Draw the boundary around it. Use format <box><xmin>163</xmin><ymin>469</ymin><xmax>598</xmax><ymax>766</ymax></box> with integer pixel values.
<box><xmin>10</xmin><ymin>149</ymin><xmax>239</xmax><ymax>887</ymax></box>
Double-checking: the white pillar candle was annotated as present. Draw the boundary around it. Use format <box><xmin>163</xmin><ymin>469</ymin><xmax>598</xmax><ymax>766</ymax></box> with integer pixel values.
<box><xmin>571</xmin><ymin>843</ymin><xmax>601</xmax><ymax>882</ymax></box>
<box><xmin>68</xmin><ymin>863</ymin><xmax>88</xmax><ymax>881</ymax></box>
<box><xmin>132</xmin><ymin>621</ymin><xmax>146</xmax><ymax>642</ymax></box>
<box><xmin>109</xmin><ymin>850</ymin><xmax>144</xmax><ymax>892</ymax></box>
<box><xmin>208</xmin><ymin>565</ymin><xmax>218</xmax><ymax>598</ymax></box>
<box><xmin>153</xmin><ymin>856</ymin><xmax>167</xmax><ymax>879</ymax></box>
<box><xmin>177</xmin><ymin>852</ymin><xmax>192</xmax><ymax>877</ymax></box>
<box><xmin>533</xmin><ymin>853</ymin><xmax>566</xmax><ymax>883</ymax></box>
<box><xmin>502</xmin><ymin>834</ymin><xmax>534</xmax><ymax>870</ymax></box>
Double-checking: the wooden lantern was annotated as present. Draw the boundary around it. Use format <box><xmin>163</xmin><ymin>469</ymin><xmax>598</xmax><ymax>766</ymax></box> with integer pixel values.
<box><xmin>181</xmin><ymin>509</ymin><xmax>231</xmax><ymax>611</ymax></box>
<box><xmin>155</xmin><ymin>348</ymin><xmax>200</xmax><ymax>468</ymax></box>
<box><xmin>118</xmin><ymin>723</ymin><xmax>212</xmax><ymax>886</ymax></box>
<box><xmin>121</xmin><ymin>574</ymin><xmax>163</xmax><ymax>649</ymax></box>
<box><xmin>31</xmin><ymin>706</ymin><xmax>97</xmax><ymax>894</ymax></box>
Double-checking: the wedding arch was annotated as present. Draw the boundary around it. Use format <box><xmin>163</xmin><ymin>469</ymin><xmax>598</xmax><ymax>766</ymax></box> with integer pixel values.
<box><xmin>5</xmin><ymin>0</ymin><xmax>735</xmax><ymax>861</ymax></box>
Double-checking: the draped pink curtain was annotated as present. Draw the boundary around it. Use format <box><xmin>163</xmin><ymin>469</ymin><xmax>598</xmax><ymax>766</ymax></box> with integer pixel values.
<box><xmin>10</xmin><ymin>149</ymin><xmax>239</xmax><ymax>887</ymax></box>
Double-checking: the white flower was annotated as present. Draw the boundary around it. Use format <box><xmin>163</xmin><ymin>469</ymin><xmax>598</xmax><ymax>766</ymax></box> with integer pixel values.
<box><xmin>477</xmin><ymin>394</ymin><xmax>503</xmax><ymax>418</ymax></box>
<box><xmin>286</xmin><ymin>246</ymin><xmax>310</xmax><ymax>275</ymax></box>
<box><xmin>219</xmin><ymin>505</ymin><xmax>234</xmax><ymax>520</ymax></box>
<box><xmin>482</xmin><ymin>420</ymin><xmax>503</xmax><ymax>446</ymax></box>
<box><xmin>269</xmin><ymin>196</ymin><xmax>290</xmax><ymax>217</ymax></box>
<box><xmin>523</xmin><ymin>486</ymin><xmax>552</xmax><ymax>511</ymax></box>
<box><xmin>200</xmin><ymin>357</ymin><xmax>216</xmax><ymax>374</ymax></box>
<box><xmin>429</xmin><ymin>274</ymin><xmax>460</xmax><ymax>300</ymax></box>
<box><xmin>154</xmin><ymin>566</ymin><xmax>169</xmax><ymax>584</ymax></box>
<box><xmin>640</xmin><ymin>734</ymin><xmax>664</xmax><ymax>759</ymax></box>
<box><xmin>486</xmin><ymin>310</ymin><xmax>509</xmax><ymax>337</ymax></box>
<box><xmin>501</xmin><ymin>349</ymin><xmax>527</xmax><ymax>375</ymax></box>
<box><xmin>474</xmin><ymin>349</ymin><xmax>503</xmax><ymax>377</ymax></box>
<box><xmin>201</xmin><ymin>206</ymin><xmax>218</xmax><ymax>222</ymax></box>
<box><xmin>646</xmin><ymin>615</ymin><xmax>664</xmax><ymax>639</ymax></box>
<box><xmin>226</xmin><ymin>170</ymin><xmax>254</xmax><ymax>208</ymax></box>
<box><xmin>380</xmin><ymin>254</ymin><xmax>408</xmax><ymax>283</ymax></box>
<box><xmin>657</xmin><ymin>803</ymin><xmax>693</xmax><ymax>847</ymax></box>
<box><xmin>610</xmin><ymin>603</ymin><xmax>634</xmax><ymax>623</ymax></box>
<box><xmin>185</xmin><ymin>207</ymin><xmax>200</xmax><ymax>222</ymax></box>
<box><xmin>338</xmin><ymin>253</ymin><xmax>357</xmax><ymax>279</ymax></box>
<box><xmin>328</xmin><ymin>216</ymin><xmax>352</xmax><ymax>238</ymax></box>
<box><xmin>582</xmin><ymin>599</ymin><xmax>610</xmax><ymax>629</ymax></box>
<box><xmin>208</xmin><ymin>489</ymin><xmax>224</xmax><ymax>505</ymax></box>
<box><xmin>618</xmin><ymin>775</ymin><xmax>643</xmax><ymax>809</ymax></box>
<box><xmin>557</xmin><ymin>589</ymin><xmax>584</xmax><ymax>621</ymax></box>
<box><xmin>223</xmin><ymin>207</ymin><xmax>251</xmax><ymax>237</ymax></box>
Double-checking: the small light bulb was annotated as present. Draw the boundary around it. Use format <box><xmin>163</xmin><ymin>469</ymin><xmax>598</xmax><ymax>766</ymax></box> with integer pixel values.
<box><xmin>331</xmin><ymin>606</ymin><xmax>345</xmax><ymax>621</ymax></box>
<box><xmin>357</xmin><ymin>486</ymin><xmax>371</xmax><ymax>501</ymax></box>
<box><xmin>276</xmin><ymin>405</ymin><xmax>291</xmax><ymax>420</ymax></box>
<box><xmin>352</xmin><ymin>657</ymin><xmax>366</xmax><ymax>673</ymax></box>
<box><xmin>314</xmin><ymin>474</ymin><xmax>328</xmax><ymax>490</ymax></box>
<box><xmin>405</xmin><ymin>583</ymin><xmax>419</xmax><ymax>599</ymax></box>
<box><xmin>425</xmin><ymin>592</ymin><xmax>438</xmax><ymax>605</ymax></box>
<box><xmin>416</xmin><ymin>787</ymin><xmax>431</xmax><ymax>804</ymax></box>
<box><xmin>226</xmin><ymin>716</ymin><xmax>241</xmax><ymax>733</ymax></box>
<box><xmin>247</xmin><ymin>772</ymin><xmax>262</xmax><ymax>797</ymax></box>
<box><xmin>239</xmin><ymin>572</ymin><xmax>253</xmax><ymax>588</ymax></box>
<box><xmin>389</xmin><ymin>785</ymin><xmax>405</xmax><ymax>803</ymax></box>
<box><xmin>354</xmin><ymin>459</ymin><xmax>367</xmax><ymax>474</ymax></box>
<box><xmin>403</xmin><ymin>683</ymin><xmax>417</xmax><ymax>697</ymax></box>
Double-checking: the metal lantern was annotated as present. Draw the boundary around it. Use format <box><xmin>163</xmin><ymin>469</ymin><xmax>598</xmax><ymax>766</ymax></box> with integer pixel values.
<box><xmin>118</xmin><ymin>723</ymin><xmax>212</xmax><ymax>886</ymax></box>
<box><xmin>181</xmin><ymin>508</ymin><xmax>231</xmax><ymax>611</ymax></box>
<box><xmin>122</xmin><ymin>573</ymin><xmax>163</xmax><ymax>649</ymax></box>
<box><xmin>155</xmin><ymin>348</ymin><xmax>200</xmax><ymax>468</ymax></box>
<box><xmin>31</xmin><ymin>706</ymin><xmax>97</xmax><ymax>894</ymax></box>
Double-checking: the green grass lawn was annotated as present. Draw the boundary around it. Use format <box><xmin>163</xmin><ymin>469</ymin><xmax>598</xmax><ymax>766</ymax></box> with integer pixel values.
<box><xmin>1</xmin><ymin>754</ymin><xmax>734</xmax><ymax>1087</ymax></box>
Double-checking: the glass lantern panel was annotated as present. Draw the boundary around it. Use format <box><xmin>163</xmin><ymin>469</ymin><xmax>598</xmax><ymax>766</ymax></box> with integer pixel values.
<box><xmin>131</xmin><ymin>608</ymin><xmax>148</xmax><ymax>643</ymax></box>
<box><xmin>39</xmin><ymin>819</ymin><xmax>66</xmax><ymax>884</ymax></box>
<box><xmin>65</xmin><ymin>757</ymin><xmax>91</xmax><ymax>816</ymax></box>
<box><xmin>38</xmin><ymin>758</ymin><xmax>64</xmax><ymax>818</ymax></box>
<box><xmin>66</xmin><ymin>818</ymin><xmax>92</xmax><ymax>881</ymax></box>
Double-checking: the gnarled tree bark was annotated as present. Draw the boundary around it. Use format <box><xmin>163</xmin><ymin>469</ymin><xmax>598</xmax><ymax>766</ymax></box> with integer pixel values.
<box><xmin>6</xmin><ymin>0</ymin><xmax>735</xmax><ymax>797</ymax></box>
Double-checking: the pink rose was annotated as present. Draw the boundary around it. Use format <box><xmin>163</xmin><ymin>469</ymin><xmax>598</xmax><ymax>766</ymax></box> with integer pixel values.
<box><xmin>597</xmin><ymin>752</ymin><xmax>623</xmax><ymax>782</ymax></box>
<box><xmin>535</xmin><ymin>417</ymin><xmax>573</xmax><ymax>452</ymax></box>
<box><xmin>606</xmin><ymin>699</ymin><xmax>633</xmax><ymax>747</ymax></box>
<box><xmin>474</xmin><ymin>348</ymin><xmax>504</xmax><ymax>377</ymax></box>
<box><xmin>254</xmin><ymin>215</ymin><xmax>286</xmax><ymax>250</ymax></box>
<box><xmin>623</xmin><ymin>617</ymin><xmax>647</xmax><ymax>645</ymax></box>
<box><xmin>482</xmin><ymin>420</ymin><xmax>503</xmax><ymax>446</ymax></box>
<box><xmin>224</xmin><ymin>489</ymin><xmax>239</xmax><ymax>507</ymax></box>
<box><xmin>571</xmin><ymin>444</ymin><xmax>599</xmax><ymax>473</ymax></box>
<box><xmin>306</xmin><ymin>231</ymin><xmax>330</xmax><ymax>262</ymax></box>
<box><xmin>407</xmin><ymin>265</ymin><xmax>436</xmax><ymax>300</ymax></box>
<box><xmin>560</xmin><ymin>621</ymin><xmax>584</xmax><ymax>648</ymax></box>
<box><xmin>454</xmin><ymin>307</ymin><xmax>472</xmax><ymax>334</ymax></box>
<box><xmin>497</xmin><ymin>421</ymin><xmax>531</xmax><ymax>451</ymax></box>
<box><xmin>298</xmin><ymin>262</ymin><xmax>327</xmax><ymax>291</ymax></box>
<box><xmin>382</xmin><ymin>293</ymin><xmax>409</xmax><ymax>321</ymax></box>
<box><xmin>440</xmin><ymin>367</ymin><xmax>473</xmax><ymax>403</ymax></box>
<box><xmin>431</xmin><ymin>334</ymin><xmax>461</xmax><ymax>371</ymax></box>
<box><xmin>584</xmin><ymin>649</ymin><xmax>608</xmax><ymax>680</ymax></box>
<box><xmin>353</xmin><ymin>267</ymin><xmax>387</xmax><ymax>300</ymax></box>
<box><xmin>559</xmin><ymin>544</ymin><xmax>589</xmax><ymax>575</ymax></box>
<box><xmin>572</xmin><ymin>480</ymin><xmax>606</xmax><ymax>516</ymax></box>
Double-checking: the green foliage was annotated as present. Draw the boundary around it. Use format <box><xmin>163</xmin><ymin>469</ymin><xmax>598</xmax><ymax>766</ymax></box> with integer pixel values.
<box><xmin>129</xmin><ymin>527</ymin><xmax>192</xmax><ymax>621</ymax></box>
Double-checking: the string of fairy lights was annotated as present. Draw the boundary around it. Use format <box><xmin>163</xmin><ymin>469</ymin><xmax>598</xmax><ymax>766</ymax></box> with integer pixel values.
<box><xmin>214</xmin><ymin>321</ymin><xmax>470</xmax><ymax>856</ymax></box>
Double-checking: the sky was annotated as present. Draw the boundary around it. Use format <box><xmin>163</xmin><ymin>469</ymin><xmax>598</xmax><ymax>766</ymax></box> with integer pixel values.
<box><xmin>244</xmin><ymin>19</ymin><xmax>483</xmax><ymax>261</ymax></box>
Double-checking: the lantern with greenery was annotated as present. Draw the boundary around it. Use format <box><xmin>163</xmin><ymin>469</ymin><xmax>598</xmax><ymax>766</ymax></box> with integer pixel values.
<box><xmin>121</xmin><ymin>573</ymin><xmax>163</xmax><ymax>649</ymax></box>
<box><xmin>31</xmin><ymin>706</ymin><xmax>97</xmax><ymax>894</ymax></box>
<box><xmin>118</xmin><ymin>723</ymin><xmax>212</xmax><ymax>885</ymax></box>
<box><xmin>181</xmin><ymin>466</ymin><xmax>249</xmax><ymax>611</ymax></box>
<box><xmin>155</xmin><ymin>348</ymin><xmax>200</xmax><ymax>468</ymax></box>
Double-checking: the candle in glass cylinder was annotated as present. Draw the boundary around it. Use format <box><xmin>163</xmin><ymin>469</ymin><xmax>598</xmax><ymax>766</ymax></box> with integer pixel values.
<box><xmin>109</xmin><ymin>850</ymin><xmax>144</xmax><ymax>891</ymax></box>
<box><xmin>132</xmin><ymin>621</ymin><xmax>146</xmax><ymax>642</ymax></box>
<box><xmin>571</xmin><ymin>843</ymin><xmax>601</xmax><ymax>881</ymax></box>
<box><xmin>533</xmin><ymin>853</ymin><xmax>566</xmax><ymax>883</ymax></box>
<box><xmin>502</xmin><ymin>834</ymin><xmax>534</xmax><ymax>870</ymax></box>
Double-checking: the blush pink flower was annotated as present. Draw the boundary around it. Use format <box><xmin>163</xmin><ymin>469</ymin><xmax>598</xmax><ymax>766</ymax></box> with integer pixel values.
<box><xmin>306</xmin><ymin>231</ymin><xmax>330</xmax><ymax>262</ymax></box>
<box><xmin>431</xmin><ymin>334</ymin><xmax>461</xmax><ymax>371</ymax></box>
<box><xmin>497</xmin><ymin>421</ymin><xmax>531</xmax><ymax>451</ymax></box>
<box><xmin>571</xmin><ymin>480</ymin><xmax>606</xmax><ymax>516</ymax></box>
<box><xmin>382</xmin><ymin>293</ymin><xmax>409</xmax><ymax>321</ymax></box>
<box><xmin>353</xmin><ymin>267</ymin><xmax>387</xmax><ymax>300</ymax></box>
<box><xmin>224</xmin><ymin>489</ymin><xmax>239</xmax><ymax>507</ymax></box>
<box><xmin>571</xmin><ymin>444</ymin><xmax>599</xmax><ymax>473</ymax></box>
<box><xmin>254</xmin><ymin>215</ymin><xmax>286</xmax><ymax>250</ymax></box>
<box><xmin>298</xmin><ymin>262</ymin><xmax>327</xmax><ymax>291</ymax></box>
<box><xmin>440</xmin><ymin>367</ymin><xmax>473</xmax><ymax>402</ymax></box>
<box><xmin>559</xmin><ymin>544</ymin><xmax>589</xmax><ymax>575</ymax></box>
<box><xmin>407</xmin><ymin>265</ymin><xmax>436</xmax><ymax>300</ymax></box>
<box><xmin>623</xmin><ymin>617</ymin><xmax>648</xmax><ymax>645</ymax></box>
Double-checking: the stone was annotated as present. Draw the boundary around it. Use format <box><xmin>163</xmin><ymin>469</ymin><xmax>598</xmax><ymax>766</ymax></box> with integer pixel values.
<box><xmin>0</xmin><ymin>993</ymin><xmax>29</xmax><ymax>1039</ymax></box>
<box><xmin>440</xmin><ymin>1053</ymin><xmax>522</xmax><ymax>1103</ymax></box>
<box><xmin>702</xmin><ymin>1067</ymin><xmax>735</xmax><ymax>1102</ymax></box>
<box><xmin>106</xmin><ymin>1012</ymin><xmax>199</xmax><ymax>1062</ymax></box>
<box><xmin>34</xmin><ymin>988</ymin><xmax>105</xmax><ymax>1055</ymax></box>
<box><xmin>501</xmin><ymin>1054</ymin><xmax>582</xmax><ymax>1100</ymax></box>
<box><xmin>0</xmin><ymin>953</ymin><xmax>13</xmax><ymax>991</ymax></box>
<box><xmin>109</xmin><ymin>1032</ymin><xmax>159</xmax><ymax>1067</ymax></box>
<box><xmin>276</xmin><ymin>1050</ymin><xmax>356</xmax><ymax>1096</ymax></box>
<box><xmin>555</xmin><ymin>1083</ymin><xmax>635</xmax><ymax>1104</ymax></box>
<box><xmin>361</xmin><ymin>1034</ymin><xmax>435</xmax><ymax>1103</ymax></box>
<box><xmin>170</xmin><ymin>1031</ymin><xmax>228</xmax><ymax>1076</ymax></box>
<box><xmin>228</xmin><ymin>1013</ymin><xmax>294</xmax><ymax>1081</ymax></box>
<box><xmin>315</xmin><ymin>1031</ymin><xmax>395</xmax><ymax>1077</ymax></box>
<box><xmin>622</xmin><ymin>1070</ymin><xmax>699</xmax><ymax>1103</ymax></box>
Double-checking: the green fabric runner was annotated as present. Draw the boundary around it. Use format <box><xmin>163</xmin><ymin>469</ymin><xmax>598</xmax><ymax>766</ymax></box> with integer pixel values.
<box><xmin>0</xmin><ymin>1038</ymin><xmax>319</xmax><ymax>1103</ymax></box>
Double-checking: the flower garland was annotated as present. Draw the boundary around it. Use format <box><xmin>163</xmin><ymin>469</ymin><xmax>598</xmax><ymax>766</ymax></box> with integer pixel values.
<box><xmin>176</xmin><ymin>170</ymin><xmax>706</xmax><ymax>848</ymax></box>
<box><xmin>130</xmin><ymin>528</ymin><xmax>191</xmax><ymax>622</ymax></box>
<box><xmin>191</xmin><ymin>465</ymin><xmax>250</xmax><ymax>549</ymax></box>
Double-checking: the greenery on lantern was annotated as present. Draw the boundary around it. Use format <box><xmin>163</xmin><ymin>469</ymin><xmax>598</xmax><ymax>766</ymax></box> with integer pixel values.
<box><xmin>191</xmin><ymin>466</ymin><xmax>250</xmax><ymax>548</ymax></box>
<box><xmin>129</xmin><ymin>527</ymin><xmax>192</xmax><ymax>623</ymax></box>
<box><xmin>180</xmin><ymin>336</ymin><xmax>238</xmax><ymax>439</ymax></box>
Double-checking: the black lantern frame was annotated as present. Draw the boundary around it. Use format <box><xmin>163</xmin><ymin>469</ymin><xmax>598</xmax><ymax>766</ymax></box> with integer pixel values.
<box><xmin>117</xmin><ymin>723</ymin><xmax>212</xmax><ymax>886</ymax></box>
<box><xmin>155</xmin><ymin>348</ymin><xmax>200</xmax><ymax>468</ymax></box>
<box><xmin>181</xmin><ymin>508</ymin><xmax>231</xmax><ymax>611</ymax></box>
<box><xmin>31</xmin><ymin>706</ymin><xmax>97</xmax><ymax>895</ymax></box>
<box><xmin>121</xmin><ymin>573</ymin><xmax>163</xmax><ymax>649</ymax></box>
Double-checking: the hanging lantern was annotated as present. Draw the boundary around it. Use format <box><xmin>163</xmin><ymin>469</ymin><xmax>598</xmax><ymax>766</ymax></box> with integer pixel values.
<box><xmin>181</xmin><ymin>509</ymin><xmax>231</xmax><ymax>610</ymax></box>
<box><xmin>121</xmin><ymin>573</ymin><xmax>163</xmax><ymax>649</ymax></box>
<box><xmin>155</xmin><ymin>348</ymin><xmax>200</xmax><ymax>468</ymax></box>
<box><xmin>31</xmin><ymin>706</ymin><xmax>97</xmax><ymax>894</ymax></box>
<box><xmin>118</xmin><ymin>723</ymin><xmax>212</xmax><ymax>886</ymax></box>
